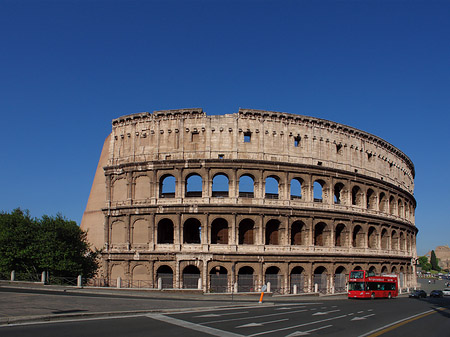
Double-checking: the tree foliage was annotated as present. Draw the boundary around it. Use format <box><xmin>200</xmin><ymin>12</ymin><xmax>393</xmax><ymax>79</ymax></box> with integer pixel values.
<box><xmin>430</xmin><ymin>250</ymin><xmax>441</xmax><ymax>271</ymax></box>
<box><xmin>418</xmin><ymin>256</ymin><xmax>432</xmax><ymax>271</ymax></box>
<box><xmin>0</xmin><ymin>209</ymin><xmax>100</xmax><ymax>278</ymax></box>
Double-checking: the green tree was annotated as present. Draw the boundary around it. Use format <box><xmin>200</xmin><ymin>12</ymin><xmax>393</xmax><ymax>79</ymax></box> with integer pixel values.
<box><xmin>0</xmin><ymin>209</ymin><xmax>100</xmax><ymax>278</ymax></box>
<box><xmin>417</xmin><ymin>256</ymin><xmax>431</xmax><ymax>271</ymax></box>
<box><xmin>430</xmin><ymin>250</ymin><xmax>441</xmax><ymax>271</ymax></box>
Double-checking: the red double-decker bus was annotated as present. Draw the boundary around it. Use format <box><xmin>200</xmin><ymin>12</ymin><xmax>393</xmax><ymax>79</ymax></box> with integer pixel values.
<box><xmin>348</xmin><ymin>270</ymin><xmax>398</xmax><ymax>299</ymax></box>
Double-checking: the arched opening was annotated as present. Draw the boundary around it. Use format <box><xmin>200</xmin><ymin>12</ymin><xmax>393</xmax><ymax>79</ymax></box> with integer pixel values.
<box><xmin>290</xmin><ymin>178</ymin><xmax>302</xmax><ymax>200</ymax></box>
<box><xmin>209</xmin><ymin>266</ymin><xmax>228</xmax><ymax>293</ymax></box>
<box><xmin>314</xmin><ymin>222</ymin><xmax>328</xmax><ymax>246</ymax></box>
<box><xmin>211</xmin><ymin>218</ymin><xmax>228</xmax><ymax>244</ymax></box>
<box><xmin>156</xmin><ymin>265</ymin><xmax>173</xmax><ymax>289</ymax></box>
<box><xmin>160</xmin><ymin>175</ymin><xmax>176</xmax><ymax>198</ymax></box>
<box><xmin>132</xmin><ymin>219</ymin><xmax>148</xmax><ymax>245</ymax></box>
<box><xmin>381</xmin><ymin>228</ymin><xmax>388</xmax><ymax>250</ymax></box>
<box><xmin>291</xmin><ymin>221</ymin><xmax>305</xmax><ymax>245</ymax></box>
<box><xmin>212</xmin><ymin>174</ymin><xmax>229</xmax><ymax>198</ymax></box>
<box><xmin>110</xmin><ymin>265</ymin><xmax>125</xmax><ymax>287</ymax></box>
<box><xmin>265</xmin><ymin>176</ymin><xmax>279</xmax><ymax>199</ymax></box>
<box><xmin>238</xmin><ymin>266</ymin><xmax>255</xmax><ymax>292</ymax></box>
<box><xmin>157</xmin><ymin>218</ymin><xmax>174</xmax><ymax>244</ymax></box>
<box><xmin>290</xmin><ymin>266</ymin><xmax>305</xmax><ymax>293</ymax></box>
<box><xmin>367</xmin><ymin>189</ymin><xmax>376</xmax><ymax>210</ymax></box>
<box><xmin>352</xmin><ymin>225</ymin><xmax>364</xmax><ymax>248</ymax></box>
<box><xmin>368</xmin><ymin>226</ymin><xmax>377</xmax><ymax>249</ymax></box>
<box><xmin>398</xmin><ymin>199</ymin><xmax>404</xmax><ymax>217</ymax></box>
<box><xmin>334</xmin><ymin>183</ymin><xmax>344</xmax><ymax>204</ymax></box>
<box><xmin>183</xmin><ymin>218</ymin><xmax>202</xmax><ymax>244</ymax></box>
<box><xmin>391</xmin><ymin>230</ymin><xmax>399</xmax><ymax>251</ymax></box>
<box><xmin>389</xmin><ymin>196</ymin><xmax>396</xmax><ymax>215</ymax></box>
<box><xmin>239</xmin><ymin>174</ymin><xmax>254</xmax><ymax>198</ymax></box>
<box><xmin>265</xmin><ymin>266</ymin><xmax>282</xmax><ymax>294</ymax></box>
<box><xmin>313</xmin><ymin>266</ymin><xmax>328</xmax><ymax>294</ymax></box>
<box><xmin>368</xmin><ymin>266</ymin><xmax>377</xmax><ymax>275</ymax></box>
<box><xmin>182</xmin><ymin>265</ymin><xmax>201</xmax><ymax>289</ymax></box>
<box><xmin>400</xmin><ymin>232</ymin><xmax>406</xmax><ymax>251</ymax></box>
<box><xmin>313</xmin><ymin>180</ymin><xmax>325</xmax><ymax>202</ymax></box>
<box><xmin>334</xmin><ymin>266</ymin><xmax>347</xmax><ymax>293</ymax></box>
<box><xmin>132</xmin><ymin>265</ymin><xmax>150</xmax><ymax>288</ymax></box>
<box><xmin>381</xmin><ymin>266</ymin><xmax>388</xmax><ymax>274</ymax></box>
<box><xmin>335</xmin><ymin>223</ymin><xmax>346</xmax><ymax>247</ymax></box>
<box><xmin>379</xmin><ymin>192</ymin><xmax>387</xmax><ymax>212</ymax></box>
<box><xmin>265</xmin><ymin>219</ymin><xmax>280</xmax><ymax>245</ymax></box>
<box><xmin>352</xmin><ymin>186</ymin><xmax>362</xmax><ymax>206</ymax></box>
<box><xmin>185</xmin><ymin>174</ymin><xmax>202</xmax><ymax>197</ymax></box>
<box><xmin>353</xmin><ymin>266</ymin><xmax>363</xmax><ymax>271</ymax></box>
<box><xmin>111</xmin><ymin>221</ymin><xmax>125</xmax><ymax>245</ymax></box>
<box><xmin>239</xmin><ymin>219</ymin><xmax>255</xmax><ymax>245</ymax></box>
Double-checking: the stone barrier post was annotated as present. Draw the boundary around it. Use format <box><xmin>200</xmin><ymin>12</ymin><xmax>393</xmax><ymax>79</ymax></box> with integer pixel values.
<box><xmin>77</xmin><ymin>275</ymin><xmax>82</xmax><ymax>288</ymax></box>
<box><xmin>11</xmin><ymin>270</ymin><xmax>15</xmax><ymax>281</ymax></box>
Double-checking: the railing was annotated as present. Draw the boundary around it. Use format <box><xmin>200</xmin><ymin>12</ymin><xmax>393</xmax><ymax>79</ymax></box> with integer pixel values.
<box><xmin>47</xmin><ymin>276</ymin><xmax>79</xmax><ymax>286</ymax></box>
<box><xmin>265</xmin><ymin>193</ymin><xmax>278</xmax><ymax>199</ymax></box>
<box><xmin>212</xmin><ymin>191</ymin><xmax>229</xmax><ymax>198</ymax></box>
<box><xmin>239</xmin><ymin>192</ymin><xmax>254</xmax><ymax>198</ymax></box>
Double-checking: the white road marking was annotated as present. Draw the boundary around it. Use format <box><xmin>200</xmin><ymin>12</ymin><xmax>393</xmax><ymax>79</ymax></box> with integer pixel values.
<box><xmin>285</xmin><ymin>324</ymin><xmax>333</xmax><ymax>336</ymax></box>
<box><xmin>275</xmin><ymin>306</ymin><xmax>305</xmax><ymax>311</ymax></box>
<box><xmin>351</xmin><ymin>314</ymin><xmax>375</xmax><ymax>321</ymax></box>
<box><xmin>147</xmin><ymin>314</ymin><xmax>243</xmax><ymax>337</ymax></box>
<box><xmin>236</xmin><ymin>318</ymin><xmax>289</xmax><ymax>328</ymax></box>
<box><xmin>248</xmin><ymin>314</ymin><xmax>348</xmax><ymax>336</ymax></box>
<box><xmin>312</xmin><ymin>309</ymin><xmax>340</xmax><ymax>316</ymax></box>
<box><xmin>200</xmin><ymin>308</ymin><xmax>307</xmax><ymax>325</ymax></box>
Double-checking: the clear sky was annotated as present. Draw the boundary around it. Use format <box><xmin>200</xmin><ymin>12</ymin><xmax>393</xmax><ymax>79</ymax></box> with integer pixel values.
<box><xmin>1</xmin><ymin>0</ymin><xmax>449</xmax><ymax>256</ymax></box>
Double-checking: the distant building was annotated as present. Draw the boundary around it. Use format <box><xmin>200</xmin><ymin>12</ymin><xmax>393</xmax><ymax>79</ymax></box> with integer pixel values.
<box><xmin>81</xmin><ymin>108</ymin><xmax>418</xmax><ymax>293</ymax></box>
<box><xmin>425</xmin><ymin>246</ymin><xmax>450</xmax><ymax>270</ymax></box>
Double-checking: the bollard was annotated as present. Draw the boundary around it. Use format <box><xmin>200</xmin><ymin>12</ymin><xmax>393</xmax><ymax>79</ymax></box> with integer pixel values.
<box><xmin>158</xmin><ymin>277</ymin><xmax>162</xmax><ymax>290</ymax></box>
<box><xmin>41</xmin><ymin>271</ymin><xmax>46</xmax><ymax>284</ymax></box>
<box><xmin>267</xmin><ymin>282</ymin><xmax>271</xmax><ymax>293</ymax></box>
<box><xmin>117</xmin><ymin>276</ymin><xmax>121</xmax><ymax>288</ymax></box>
<box><xmin>198</xmin><ymin>277</ymin><xmax>202</xmax><ymax>290</ymax></box>
<box><xmin>293</xmin><ymin>284</ymin><xmax>297</xmax><ymax>294</ymax></box>
<box><xmin>77</xmin><ymin>275</ymin><xmax>82</xmax><ymax>288</ymax></box>
<box><xmin>314</xmin><ymin>283</ymin><xmax>319</xmax><ymax>293</ymax></box>
<box><xmin>11</xmin><ymin>270</ymin><xmax>15</xmax><ymax>282</ymax></box>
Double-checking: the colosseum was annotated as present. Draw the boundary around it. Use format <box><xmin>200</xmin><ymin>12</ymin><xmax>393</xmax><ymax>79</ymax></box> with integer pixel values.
<box><xmin>81</xmin><ymin>108</ymin><xmax>418</xmax><ymax>294</ymax></box>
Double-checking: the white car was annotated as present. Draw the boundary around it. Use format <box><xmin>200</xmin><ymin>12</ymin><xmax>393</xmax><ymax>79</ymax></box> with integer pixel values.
<box><xmin>442</xmin><ymin>288</ymin><xmax>450</xmax><ymax>296</ymax></box>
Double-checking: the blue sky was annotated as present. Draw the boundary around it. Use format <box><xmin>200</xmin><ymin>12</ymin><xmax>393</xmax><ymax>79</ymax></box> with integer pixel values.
<box><xmin>1</xmin><ymin>0</ymin><xmax>449</xmax><ymax>256</ymax></box>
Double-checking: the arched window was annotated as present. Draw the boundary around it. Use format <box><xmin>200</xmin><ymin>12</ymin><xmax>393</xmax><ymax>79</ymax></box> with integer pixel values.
<box><xmin>352</xmin><ymin>186</ymin><xmax>362</xmax><ymax>206</ymax></box>
<box><xmin>381</xmin><ymin>228</ymin><xmax>388</xmax><ymax>250</ymax></box>
<box><xmin>352</xmin><ymin>225</ymin><xmax>364</xmax><ymax>248</ymax></box>
<box><xmin>314</xmin><ymin>222</ymin><xmax>328</xmax><ymax>246</ymax></box>
<box><xmin>389</xmin><ymin>196</ymin><xmax>396</xmax><ymax>215</ymax></box>
<box><xmin>367</xmin><ymin>189</ymin><xmax>375</xmax><ymax>210</ymax></box>
<box><xmin>157</xmin><ymin>218</ymin><xmax>174</xmax><ymax>244</ymax></box>
<box><xmin>185</xmin><ymin>174</ymin><xmax>202</xmax><ymax>197</ymax></box>
<box><xmin>239</xmin><ymin>219</ymin><xmax>255</xmax><ymax>244</ymax></box>
<box><xmin>391</xmin><ymin>230</ymin><xmax>399</xmax><ymax>250</ymax></box>
<box><xmin>291</xmin><ymin>221</ymin><xmax>305</xmax><ymax>245</ymax></box>
<box><xmin>265</xmin><ymin>176</ymin><xmax>279</xmax><ymax>199</ymax></box>
<box><xmin>237</xmin><ymin>266</ymin><xmax>255</xmax><ymax>292</ymax></box>
<box><xmin>160</xmin><ymin>175</ymin><xmax>176</xmax><ymax>198</ymax></box>
<box><xmin>239</xmin><ymin>174</ymin><xmax>255</xmax><ymax>198</ymax></box>
<box><xmin>314</xmin><ymin>180</ymin><xmax>325</xmax><ymax>202</ymax></box>
<box><xmin>156</xmin><ymin>265</ymin><xmax>173</xmax><ymax>289</ymax></box>
<box><xmin>183</xmin><ymin>218</ymin><xmax>202</xmax><ymax>244</ymax></box>
<box><xmin>379</xmin><ymin>192</ymin><xmax>387</xmax><ymax>213</ymax></box>
<box><xmin>398</xmin><ymin>199</ymin><xmax>404</xmax><ymax>217</ymax></box>
<box><xmin>211</xmin><ymin>218</ymin><xmax>228</xmax><ymax>244</ymax></box>
<box><xmin>368</xmin><ymin>226</ymin><xmax>377</xmax><ymax>249</ymax></box>
<box><xmin>265</xmin><ymin>219</ymin><xmax>280</xmax><ymax>245</ymax></box>
<box><xmin>265</xmin><ymin>266</ymin><xmax>281</xmax><ymax>294</ymax></box>
<box><xmin>182</xmin><ymin>265</ymin><xmax>201</xmax><ymax>289</ymax></box>
<box><xmin>290</xmin><ymin>266</ymin><xmax>305</xmax><ymax>293</ymax></box>
<box><xmin>212</xmin><ymin>174</ymin><xmax>229</xmax><ymax>198</ymax></box>
<box><xmin>334</xmin><ymin>183</ymin><xmax>344</xmax><ymax>204</ymax></box>
<box><xmin>335</xmin><ymin>223</ymin><xmax>346</xmax><ymax>247</ymax></box>
<box><xmin>290</xmin><ymin>178</ymin><xmax>302</xmax><ymax>200</ymax></box>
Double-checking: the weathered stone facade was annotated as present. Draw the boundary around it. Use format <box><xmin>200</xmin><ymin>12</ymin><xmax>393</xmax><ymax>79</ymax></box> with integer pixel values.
<box><xmin>81</xmin><ymin>108</ymin><xmax>418</xmax><ymax>294</ymax></box>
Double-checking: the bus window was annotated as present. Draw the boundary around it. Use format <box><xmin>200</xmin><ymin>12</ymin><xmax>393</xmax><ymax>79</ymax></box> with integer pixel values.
<box><xmin>350</xmin><ymin>271</ymin><xmax>364</xmax><ymax>279</ymax></box>
<box><xmin>349</xmin><ymin>282</ymin><xmax>364</xmax><ymax>291</ymax></box>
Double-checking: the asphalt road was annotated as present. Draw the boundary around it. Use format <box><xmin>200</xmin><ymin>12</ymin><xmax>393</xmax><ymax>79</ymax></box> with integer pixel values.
<box><xmin>2</xmin><ymin>296</ymin><xmax>450</xmax><ymax>337</ymax></box>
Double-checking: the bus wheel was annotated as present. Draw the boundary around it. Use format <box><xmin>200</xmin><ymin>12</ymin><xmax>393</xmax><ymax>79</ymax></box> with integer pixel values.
<box><xmin>371</xmin><ymin>292</ymin><xmax>375</xmax><ymax>299</ymax></box>
<box><xmin>388</xmin><ymin>292</ymin><xmax>392</xmax><ymax>299</ymax></box>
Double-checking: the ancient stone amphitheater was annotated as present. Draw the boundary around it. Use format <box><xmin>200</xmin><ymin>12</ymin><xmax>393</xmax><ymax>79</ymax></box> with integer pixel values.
<box><xmin>81</xmin><ymin>108</ymin><xmax>418</xmax><ymax>294</ymax></box>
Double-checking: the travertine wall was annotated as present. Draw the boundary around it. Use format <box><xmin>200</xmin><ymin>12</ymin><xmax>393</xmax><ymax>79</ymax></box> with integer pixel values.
<box><xmin>81</xmin><ymin>108</ymin><xmax>418</xmax><ymax>293</ymax></box>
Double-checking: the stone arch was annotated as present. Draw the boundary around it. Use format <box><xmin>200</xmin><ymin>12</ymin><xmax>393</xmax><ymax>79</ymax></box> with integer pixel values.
<box><xmin>381</xmin><ymin>266</ymin><xmax>388</xmax><ymax>274</ymax></box>
<box><xmin>391</xmin><ymin>230</ymin><xmax>399</xmax><ymax>251</ymax></box>
<box><xmin>400</xmin><ymin>232</ymin><xmax>406</xmax><ymax>251</ymax></box>
<box><xmin>265</xmin><ymin>175</ymin><xmax>279</xmax><ymax>199</ymax></box>
<box><xmin>291</xmin><ymin>220</ymin><xmax>306</xmax><ymax>245</ymax></box>
<box><xmin>398</xmin><ymin>199</ymin><xmax>404</xmax><ymax>217</ymax></box>
<box><xmin>239</xmin><ymin>174</ymin><xmax>255</xmax><ymax>198</ymax></box>
<box><xmin>367</xmin><ymin>226</ymin><xmax>377</xmax><ymax>249</ymax></box>
<box><xmin>334</xmin><ymin>266</ymin><xmax>347</xmax><ymax>293</ymax></box>
<box><xmin>238</xmin><ymin>266</ymin><xmax>255</xmax><ymax>292</ymax></box>
<box><xmin>111</xmin><ymin>220</ymin><xmax>125</xmax><ymax>245</ymax></box>
<box><xmin>379</xmin><ymin>192</ymin><xmax>387</xmax><ymax>212</ymax></box>
<box><xmin>265</xmin><ymin>219</ymin><xmax>281</xmax><ymax>245</ymax></box>
<box><xmin>367</xmin><ymin>189</ymin><xmax>376</xmax><ymax>210</ymax></box>
<box><xmin>132</xmin><ymin>264</ymin><xmax>150</xmax><ymax>285</ymax></box>
<box><xmin>380</xmin><ymin>228</ymin><xmax>389</xmax><ymax>250</ymax></box>
<box><xmin>352</xmin><ymin>185</ymin><xmax>363</xmax><ymax>206</ymax></box>
<box><xmin>157</xmin><ymin>218</ymin><xmax>174</xmax><ymax>244</ymax></box>
<box><xmin>209</xmin><ymin>265</ymin><xmax>228</xmax><ymax>293</ymax></box>
<box><xmin>185</xmin><ymin>173</ymin><xmax>202</xmax><ymax>197</ymax></box>
<box><xmin>313</xmin><ymin>266</ymin><xmax>328</xmax><ymax>294</ymax></box>
<box><xmin>112</xmin><ymin>177</ymin><xmax>127</xmax><ymax>202</ymax></box>
<box><xmin>211</xmin><ymin>218</ymin><xmax>228</xmax><ymax>244</ymax></box>
<box><xmin>352</xmin><ymin>225</ymin><xmax>364</xmax><ymax>248</ymax></box>
<box><xmin>183</xmin><ymin>218</ymin><xmax>202</xmax><ymax>244</ymax></box>
<box><xmin>239</xmin><ymin>218</ymin><xmax>255</xmax><ymax>245</ymax></box>
<box><xmin>290</xmin><ymin>177</ymin><xmax>303</xmax><ymax>200</ymax></box>
<box><xmin>389</xmin><ymin>196</ymin><xmax>396</xmax><ymax>215</ymax></box>
<box><xmin>335</xmin><ymin>223</ymin><xmax>347</xmax><ymax>247</ymax></box>
<box><xmin>334</xmin><ymin>182</ymin><xmax>345</xmax><ymax>204</ymax></box>
<box><xmin>314</xmin><ymin>222</ymin><xmax>329</xmax><ymax>246</ymax></box>
<box><xmin>265</xmin><ymin>266</ymin><xmax>282</xmax><ymax>294</ymax></box>
<box><xmin>313</xmin><ymin>179</ymin><xmax>326</xmax><ymax>202</ymax></box>
<box><xmin>156</xmin><ymin>265</ymin><xmax>173</xmax><ymax>289</ymax></box>
<box><xmin>110</xmin><ymin>264</ymin><xmax>125</xmax><ymax>284</ymax></box>
<box><xmin>368</xmin><ymin>265</ymin><xmax>377</xmax><ymax>274</ymax></box>
<box><xmin>132</xmin><ymin>219</ymin><xmax>148</xmax><ymax>245</ymax></box>
<box><xmin>212</xmin><ymin>173</ymin><xmax>229</xmax><ymax>198</ymax></box>
<box><xmin>290</xmin><ymin>266</ymin><xmax>305</xmax><ymax>293</ymax></box>
<box><xmin>182</xmin><ymin>265</ymin><xmax>201</xmax><ymax>289</ymax></box>
<box><xmin>160</xmin><ymin>174</ymin><xmax>176</xmax><ymax>198</ymax></box>
<box><xmin>134</xmin><ymin>175</ymin><xmax>151</xmax><ymax>200</ymax></box>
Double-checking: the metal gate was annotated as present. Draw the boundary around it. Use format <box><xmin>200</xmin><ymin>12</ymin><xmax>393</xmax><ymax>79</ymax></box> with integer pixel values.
<box><xmin>290</xmin><ymin>274</ymin><xmax>305</xmax><ymax>293</ymax></box>
<box><xmin>158</xmin><ymin>273</ymin><xmax>173</xmax><ymax>289</ymax></box>
<box><xmin>313</xmin><ymin>274</ymin><xmax>328</xmax><ymax>294</ymax></box>
<box><xmin>265</xmin><ymin>274</ymin><xmax>282</xmax><ymax>294</ymax></box>
<box><xmin>238</xmin><ymin>274</ymin><xmax>255</xmax><ymax>292</ymax></box>
<box><xmin>334</xmin><ymin>274</ymin><xmax>347</xmax><ymax>293</ymax></box>
<box><xmin>183</xmin><ymin>274</ymin><xmax>200</xmax><ymax>289</ymax></box>
<box><xmin>210</xmin><ymin>274</ymin><xmax>228</xmax><ymax>293</ymax></box>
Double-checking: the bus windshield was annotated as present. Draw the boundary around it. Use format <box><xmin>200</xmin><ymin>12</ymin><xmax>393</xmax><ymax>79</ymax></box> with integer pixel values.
<box><xmin>350</xmin><ymin>271</ymin><xmax>364</xmax><ymax>279</ymax></box>
<box><xmin>349</xmin><ymin>282</ymin><xmax>365</xmax><ymax>291</ymax></box>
